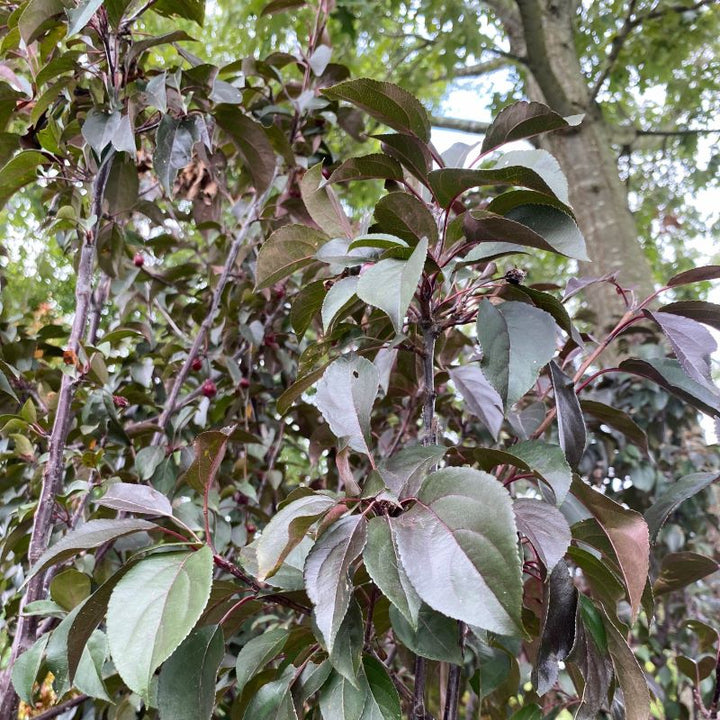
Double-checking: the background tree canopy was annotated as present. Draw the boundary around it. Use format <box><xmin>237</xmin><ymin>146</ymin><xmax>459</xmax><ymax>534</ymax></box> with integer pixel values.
<box><xmin>0</xmin><ymin>1</ymin><xmax>718</xmax><ymax>720</ymax></box>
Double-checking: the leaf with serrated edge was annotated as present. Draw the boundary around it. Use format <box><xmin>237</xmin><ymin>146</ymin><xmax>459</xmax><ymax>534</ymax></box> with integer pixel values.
<box><xmin>314</xmin><ymin>355</ymin><xmax>379</xmax><ymax>456</ymax></box>
<box><xmin>256</xmin><ymin>224</ymin><xmax>326</xmax><ymax>290</ymax></box>
<box><xmin>357</xmin><ymin>236</ymin><xmax>427</xmax><ymax>332</ymax></box>
<box><xmin>235</xmin><ymin>627</ymin><xmax>288</xmax><ymax>696</ymax></box>
<box><xmin>304</xmin><ymin>515</ymin><xmax>367</xmax><ymax>653</ymax></box>
<box><xmin>27</xmin><ymin>518</ymin><xmax>156</xmax><ymax>581</ymax></box>
<box><xmin>301</xmin><ymin>163</ymin><xmax>352</xmax><ymax>238</ymax></box>
<box><xmin>256</xmin><ymin>494</ymin><xmax>336</xmax><ymax>580</ymax></box>
<box><xmin>389</xmin><ymin>604</ymin><xmax>462</xmax><ymax>663</ymax></box>
<box><xmin>392</xmin><ymin>468</ymin><xmax>523</xmax><ymax>635</ymax></box>
<box><xmin>157</xmin><ymin>625</ymin><xmax>224</xmax><ymax>720</ymax></box>
<box><xmin>364</xmin><ymin>516</ymin><xmax>421</xmax><ymax>628</ymax></box>
<box><xmin>514</xmin><ymin>498</ymin><xmax>571</xmax><ymax>572</ymax></box>
<box><xmin>107</xmin><ymin>546</ymin><xmax>213</xmax><ymax>700</ymax></box>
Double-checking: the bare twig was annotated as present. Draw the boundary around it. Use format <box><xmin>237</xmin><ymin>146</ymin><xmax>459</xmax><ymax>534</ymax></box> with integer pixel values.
<box><xmin>30</xmin><ymin>694</ymin><xmax>89</xmax><ymax>720</ymax></box>
<box><xmin>431</xmin><ymin>115</ymin><xmax>490</xmax><ymax>135</ymax></box>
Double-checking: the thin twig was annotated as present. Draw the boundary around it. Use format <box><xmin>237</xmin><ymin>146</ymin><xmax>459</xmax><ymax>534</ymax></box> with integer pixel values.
<box><xmin>30</xmin><ymin>695</ymin><xmax>89</xmax><ymax>720</ymax></box>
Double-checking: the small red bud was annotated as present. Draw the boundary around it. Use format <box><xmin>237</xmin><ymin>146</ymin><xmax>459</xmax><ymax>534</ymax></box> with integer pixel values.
<box><xmin>112</xmin><ymin>395</ymin><xmax>129</xmax><ymax>408</ymax></box>
<box><xmin>239</xmin><ymin>377</ymin><xmax>250</xmax><ymax>389</ymax></box>
<box><xmin>191</xmin><ymin>357</ymin><xmax>203</xmax><ymax>372</ymax></box>
<box><xmin>133</xmin><ymin>253</ymin><xmax>145</xmax><ymax>268</ymax></box>
<box><xmin>201</xmin><ymin>379</ymin><xmax>217</xmax><ymax>398</ymax></box>
<box><xmin>245</xmin><ymin>523</ymin><xmax>256</xmax><ymax>534</ymax></box>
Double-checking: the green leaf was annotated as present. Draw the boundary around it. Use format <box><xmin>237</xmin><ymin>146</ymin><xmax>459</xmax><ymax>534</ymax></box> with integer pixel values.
<box><xmin>45</xmin><ymin>603</ymin><xmax>84</xmax><ymax>695</ymax></box>
<box><xmin>653</xmin><ymin>552</ymin><xmax>719</xmax><ymax>595</ymax></box>
<box><xmin>322</xmin><ymin>277</ymin><xmax>359</xmax><ymax>331</ymax></box>
<box><xmin>320</xmin><ymin>657</ymin><xmax>402</xmax><ymax>720</ymax></box>
<box><xmin>152</xmin><ymin>0</ymin><xmax>205</xmax><ymax>24</ymax></box>
<box><xmin>392</xmin><ymin>468</ymin><xmax>523</xmax><ymax>635</ymax></box>
<box><xmin>476</xmin><ymin>300</ymin><xmax>558</xmax><ymax>409</ymax></box>
<box><xmin>135</xmin><ymin>446</ymin><xmax>166</xmax><ymax>481</ymax></box>
<box><xmin>214</xmin><ymin>105</ymin><xmax>276</xmax><ymax>195</ymax></box>
<box><xmin>572</xmin><ymin>478</ymin><xmax>649</xmax><ymax>622</ymax></box>
<box><xmin>464</xmin><ymin>205</ymin><xmax>587</xmax><ymax>261</ymax></box>
<box><xmin>364</xmin><ymin>516</ymin><xmax>421</xmax><ymax>628</ymax></box>
<box><xmin>157</xmin><ymin>625</ymin><xmax>224</xmax><ymax>720</ymax></box>
<box><xmin>328</xmin><ymin>154</ymin><xmax>404</xmax><ymax>184</ymax></box>
<box><xmin>27</xmin><ymin>518</ymin><xmax>156</xmax><ymax>581</ymax></box>
<box><xmin>645</xmin><ymin>472</ymin><xmax>719</xmax><ymax>541</ymax></box>
<box><xmin>66</xmin><ymin>0</ymin><xmax>103</xmax><ymax>37</ymax></box>
<box><xmin>0</xmin><ymin>366</ymin><xmax>19</xmax><ymax>401</ymax></box>
<box><xmin>11</xmin><ymin>634</ymin><xmax>50</xmax><ymax>704</ymax></box>
<box><xmin>389</xmin><ymin>604</ymin><xmax>462</xmax><ymax>663</ymax></box>
<box><xmin>241</xmin><ymin>666</ymin><xmax>297</xmax><ymax>720</ymax></box>
<box><xmin>235</xmin><ymin>627</ymin><xmax>289</xmax><ymax>696</ymax></box>
<box><xmin>373</xmin><ymin>192</ymin><xmax>438</xmax><ymax>245</ymax></box>
<box><xmin>449</xmin><ymin>365</ymin><xmax>504</xmax><ymax>440</ymax></box>
<box><xmin>255</xmin><ymin>224</ymin><xmax>326</xmax><ymax>290</ymax></box>
<box><xmin>0</xmin><ymin>150</ymin><xmax>46</xmax><ymax>211</ymax></box>
<box><xmin>510</xmin><ymin>283</ymin><xmax>583</xmax><ymax>346</ymax></box>
<box><xmin>261</xmin><ymin>0</ymin><xmax>306</xmax><ymax>17</ymax></box>
<box><xmin>256</xmin><ymin>493</ymin><xmax>336</xmax><ymax>580</ymax></box>
<box><xmin>514</xmin><ymin>498</ymin><xmax>571</xmax><ymax>572</ymax></box>
<box><xmin>154</xmin><ymin>114</ymin><xmax>206</xmax><ymax>194</ymax></box>
<box><xmin>19</xmin><ymin>0</ymin><xmax>63</xmax><ymax>43</ymax></box>
<box><xmin>549</xmin><ymin>361</ymin><xmax>586</xmax><ymax>468</ymax></box>
<box><xmin>96</xmin><ymin>481</ymin><xmax>173</xmax><ymax>517</ymax></box>
<box><xmin>291</xmin><ymin>280</ymin><xmax>326</xmax><ymax>338</ymax></box>
<box><xmin>305</xmin><ymin>515</ymin><xmax>367</xmax><ymax>653</ymax></box>
<box><xmin>104</xmin><ymin>151</ymin><xmax>139</xmax><ymax>215</ymax></box>
<box><xmin>482</xmin><ymin>101</ymin><xmax>583</xmax><ymax>155</ymax></box>
<box><xmin>107</xmin><ymin>546</ymin><xmax>214</xmax><ymax>700</ymax></box>
<box><xmin>619</xmin><ymin>357</ymin><xmax>720</xmax><ymax>417</ymax></box>
<box><xmin>314</xmin><ymin>355</ymin><xmax>379</xmax><ymax>456</ymax></box>
<box><xmin>376</xmin><ymin>445</ymin><xmax>447</xmax><ymax>498</ymax></box>
<box><xmin>601</xmin><ymin>609</ymin><xmax>651</xmax><ymax>720</ymax></box>
<box><xmin>50</xmin><ymin>568</ymin><xmax>91</xmax><ymax>610</ymax></box>
<box><xmin>73</xmin><ymin>630</ymin><xmax>111</xmax><ymax>702</ymax></box>
<box><xmin>356</xmin><ymin>236</ymin><xmax>427</xmax><ymax>332</ymax></box>
<box><xmin>329</xmin><ymin>599</ymin><xmax>363</xmax><ymax>686</ymax></box>
<box><xmin>301</xmin><ymin>163</ymin><xmax>352</xmax><ymax>238</ymax></box>
<box><xmin>323</xmin><ymin>78</ymin><xmax>431</xmax><ymax>143</ymax></box>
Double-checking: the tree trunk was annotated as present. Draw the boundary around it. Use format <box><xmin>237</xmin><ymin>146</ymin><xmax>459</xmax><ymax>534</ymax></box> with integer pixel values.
<box><xmin>489</xmin><ymin>0</ymin><xmax>655</xmax><ymax>332</ymax></box>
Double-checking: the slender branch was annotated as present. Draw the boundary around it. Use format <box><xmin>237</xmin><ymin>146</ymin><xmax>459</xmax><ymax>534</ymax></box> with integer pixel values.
<box><xmin>29</xmin><ymin>695</ymin><xmax>89</xmax><ymax>720</ymax></box>
<box><xmin>152</xmin><ymin>179</ymin><xmax>275</xmax><ymax>444</ymax></box>
<box><xmin>0</xmin><ymin>152</ymin><xmax>113</xmax><ymax>720</ymax></box>
<box><xmin>443</xmin><ymin>57</ymin><xmax>515</xmax><ymax>80</ymax></box>
<box><xmin>431</xmin><ymin>116</ymin><xmax>490</xmax><ymax>135</ymax></box>
<box><xmin>636</xmin><ymin>127</ymin><xmax>720</xmax><ymax>137</ymax></box>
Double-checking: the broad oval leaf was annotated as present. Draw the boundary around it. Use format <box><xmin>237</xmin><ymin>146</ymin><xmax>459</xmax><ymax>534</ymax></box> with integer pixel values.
<box><xmin>549</xmin><ymin>361</ymin><xmax>586</xmax><ymax>468</ymax></box>
<box><xmin>322</xmin><ymin>276</ymin><xmax>359</xmax><ymax>331</ymax></box>
<box><xmin>376</xmin><ymin>444</ymin><xmax>447</xmax><ymax>498</ymax></box>
<box><xmin>0</xmin><ymin>150</ymin><xmax>46</xmax><ymax>211</ymax></box>
<box><xmin>659</xmin><ymin>300</ymin><xmax>720</xmax><ymax>332</ymax></box>
<box><xmin>375</xmin><ymin>133</ymin><xmax>432</xmax><ymax>183</ymax></box>
<box><xmin>27</xmin><ymin>518</ymin><xmax>157</xmax><ymax>581</ymax></box>
<box><xmin>11</xmin><ymin>634</ymin><xmax>50</xmax><ymax>704</ymax></box>
<box><xmin>96</xmin><ymin>481</ymin><xmax>173</xmax><ymax>517</ymax></box>
<box><xmin>392</xmin><ymin>467</ymin><xmax>523</xmax><ymax>635</ymax></box>
<box><xmin>255</xmin><ymin>224</ymin><xmax>326</xmax><ymax>290</ymax></box>
<box><xmin>646</xmin><ymin>310</ymin><xmax>716</xmax><ymax>386</ymax></box>
<box><xmin>256</xmin><ymin>493</ymin><xmax>337</xmax><ymax>581</ymax></box>
<box><xmin>389</xmin><ymin>604</ymin><xmax>462</xmax><ymax>664</ymax></box>
<box><xmin>356</xmin><ymin>236</ymin><xmax>428</xmax><ymax>332</ymax></box>
<box><xmin>329</xmin><ymin>599</ymin><xmax>363</xmax><ymax>686</ymax></box>
<box><xmin>328</xmin><ymin>154</ymin><xmax>404</xmax><ymax>184</ymax></box>
<box><xmin>301</xmin><ymin>162</ymin><xmax>353</xmax><ymax>238</ymax></box>
<box><xmin>653</xmin><ymin>552</ymin><xmax>719</xmax><ymax>595</ymax></box>
<box><xmin>449</xmin><ymin>364</ymin><xmax>504</xmax><ymax>440</ymax></box>
<box><xmin>373</xmin><ymin>192</ymin><xmax>438</xmax><ymax>245</ymax></box>
<box><xmin>107</xmin><ymin>546</ymin><xmax>214</xmax><ymax>699</ymax></box>
<box><xmin>580</xmin><ymin>400</ymin><xmax>649</xmax><ymax>456</ymax></box>
<box><xmin>323</xmin><ymin>78</ymin><xmax>431</xmax><ymax>142</ymax></box>
<box><xmin>572</xmin><ymin>478</ymin><xmax>649</xmax><ymax>622</ymax></box>
<box><xmin>476</xmin><ymin>300</ymin><xmax>558</xmax><ymax>409</ymax></box>
<box><xmin>514</xmin><ymin>498</ymin><xmax>571</xmax><ymax>572</ymax></box>
<box><xmin>314</xmin><ymin>355</ymin><xmax>380</xmax><ymax>456</ymax></box>
<box><xmin>644</xmin><ymin>472</ymin><xmax>719</xmax><ymax>541</ymax></box>
<box><xmin>214</xmin><ymin>105</ymin><xmax>276</xmax><ymax>195</ymax></box>
<box><xmin>666</xmin><ymin>265</ymin><xmax>720</xmax><ymax>287</ymax></box>
<box><xmin>157</xmin><ymin>625</ymin><xmax>224</xmax><ymax>720</ymax></box>
<box><xmin>364</xmin><ymin>516</ymin><xmax>421</xmax><ymax>628</ymax></box>
<box><xmin>235</xmin><ymin>627</ymin><xmax>289</xmax><ymax>696</ymax></box>
<box><xmin>482</xmin><ymin>101</ymin><xmax>583</xmax><ymax>155</ymax></box>
<box><xmin>304</xmin><ymin>515</ymin><xmax>367</xmax><ymax>653</ymax></box>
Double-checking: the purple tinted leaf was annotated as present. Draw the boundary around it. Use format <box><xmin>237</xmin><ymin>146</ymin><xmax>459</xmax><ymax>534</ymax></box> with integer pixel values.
<box><xmin>449</xmin><ymin>365</ymin><xmax>504</xmax><ymax>440</ymax></box>
<box><xmin>580</xmin><ymin>400</ymin><xmax>649</xmax><ymax>456</ymax></box>
<box><xmin>646</xmin><ymin>310</ymin><xmax>716</xmax><ymax>386</ymax></box>
<box><xmin>619</xmin><ymin>357</ymin><xmax>720</xmax><ymax>417</ymax></box>
<box><xmin>375</xmin><ymin>133</ymin><xmax>432</xmax><ymax>183</ymax></box>
<box><xmin>562</xmin><ymin>273</ymin><xmax>616</xmax><ymax>302</ymax></box>
<box><xmin>659</xmin><ymin>300</ymin><xmax>720</xmax><ymax>332</ymax></box>
<box><xmin>532</xmin><ymin>560</ymin><xmax>577</xmax><ymax>695</ymax></box>
<box><xmin>666</xmin><ymin>265</ymin><xmax>720</xmax><ymax>287</ymax></box>
<box><xmin>514</xmin><ymin>498</ymin><xmax>571</xmax><ymax>572</ymax></box>
<box><xmin>327</xmin><ymin>153</ymin><xmax>404</xmax><ymax>184</ymax></box>
<box><xmin>549</xmin><ymin>361</ymin><xmax>586</xmax><ymax>468</ymax></box>
<box><xmin>95</xmin><ymin>482</ymin><xmax>173</xmax><ymax>517</ymax></box>
<box><xmin>481</xmin><ymin>101</ymin><xmax>584</xmax><ymax>155</ymax></box>
<box><xmin>645</xmin><ymin>472</ymin><xmax>719</xmax><ymax>541</ymax></box>
<box><xmin>653</xmin><ymin>552</ymin><xmax>719</xmax><ymax>595</ymax></box>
